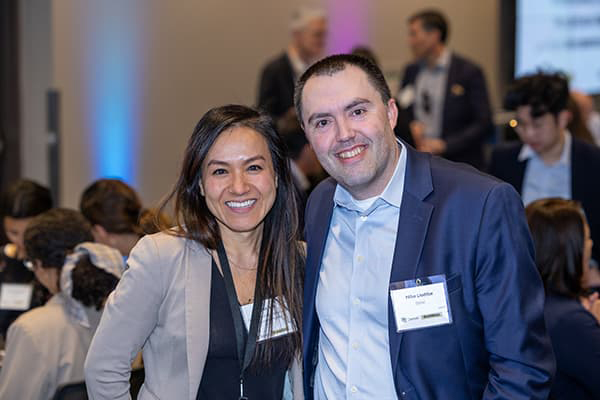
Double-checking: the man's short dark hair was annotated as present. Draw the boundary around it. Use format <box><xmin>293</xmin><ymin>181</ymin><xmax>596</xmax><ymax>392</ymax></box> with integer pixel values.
<box><xmin>409</xmin><ymin>10</ymin><xmax>449</xmax><ymax>44</ymax></box>
<box><xmin>504</xmin><ymin>72</ymin><xmax>569</xmax><ymax>118</ymax></box>
<box><xmin>294</xmin><ymin>54</ymin><xmax>392</xmax><ymax>124</ymax></box>
<box><xmin>24</xmin><ymin>208</ymin><xmax>93</xmax><ymax>268</ymax></box>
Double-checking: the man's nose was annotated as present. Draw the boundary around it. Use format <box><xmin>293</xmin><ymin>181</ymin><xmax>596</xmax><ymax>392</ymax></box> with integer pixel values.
<box><xmin>336</xmin><ymin>118</ymin><xmax>356</xmax><ymax>142</ymax></box>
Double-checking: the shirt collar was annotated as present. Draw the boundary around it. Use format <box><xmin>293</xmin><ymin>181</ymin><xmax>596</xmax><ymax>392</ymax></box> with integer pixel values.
<box><xmin>421</xmin><ymin>48</ymin><xmax>451</xmax><ymax>71</ymax></box>
<box><xmin>437</xmin><ymin>48</ymin><xmax>451</xmax><ymax>69</ymax></box>
<box><xmin>333</xmin><ymin>140</ymin><xmax>406</xmax><ymax>212</ymax></box>
<box><xmin>518</xmin><ymin>130</ymin><xmax>572</xmax><ymax>166</ymax></box>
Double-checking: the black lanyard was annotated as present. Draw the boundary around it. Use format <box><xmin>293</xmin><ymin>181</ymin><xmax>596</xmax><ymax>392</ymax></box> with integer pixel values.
<box><xmin>216</xmin><ymin>240</ymin><xmax>264</xmax><ymax>400</ymax></box>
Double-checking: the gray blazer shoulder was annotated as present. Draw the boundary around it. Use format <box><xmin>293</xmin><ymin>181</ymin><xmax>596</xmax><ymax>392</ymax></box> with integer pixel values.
<box><xmin>85</xmin><ymin>232</ymin><xmax>304</xmax><ymax>400</ymax></box>
<box><xmin>85</xmin><ymin>232</ymin><xmax>212</xmax><ymax>400</ymax></box>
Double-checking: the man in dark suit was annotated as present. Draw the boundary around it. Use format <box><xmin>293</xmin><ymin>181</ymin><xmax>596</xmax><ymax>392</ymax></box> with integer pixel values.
<box><xmin>490</xmin><ymin>71</ymin><xmax>600</xmax><ymax>268</ymax></box>
<box><xmin>396</xmin><ymin>10</ymin><xmax>493</xmax><ymax>169</ymax></box>
<box><xmin>294</xmin><ymin>54</ymin><xmax>554</xmax><ymax>399</ymax></box>
<box><xmin>257</xmin><ymin>7</ymin><xmax>326</xmax><ymax>122</ymax></box>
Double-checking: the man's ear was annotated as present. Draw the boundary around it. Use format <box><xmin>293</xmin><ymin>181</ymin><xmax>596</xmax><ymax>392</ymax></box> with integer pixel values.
<box><xmin>387</xmin><ymin>98</ymin><xmax>399</xmax><ymax>130</ymax></box>
<box><xmin>92</xmin><ymin>224</ymin><xmax>109</xmax><ymax>242</ymax></box>
<box><xmin>557</xmin><ymin>109</ymin><xmax>570</xmax><ymax>130</ymax></box>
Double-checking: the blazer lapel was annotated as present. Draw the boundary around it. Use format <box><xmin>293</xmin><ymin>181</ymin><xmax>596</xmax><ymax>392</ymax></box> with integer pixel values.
<box><xmin>441</xmin><ymin>55</ymin><xmax>457</xmax><ymax>133</ymax></box>
<box><xmin>184</xmin><ymin>242</ymin><xmax>212</xmax><ymax>400</ymax></box>
<box><xmin>303</xmin><ymin>182</ymin><xmax>336</xmax><ymax>387</ymax></box>
<box><xmin>388</xmin><ymin>147</ymin><xmax>434</xmax><ymax>377</ymax></box>
<box><xmin>570</xmin><ymin>139</ymin><xmax>583</xmax><ymax>199</ymax></box>
<box><xmin>305</xmin><ymin>193</ymin><xmax>336</xmax><ymax>310</ymax></box>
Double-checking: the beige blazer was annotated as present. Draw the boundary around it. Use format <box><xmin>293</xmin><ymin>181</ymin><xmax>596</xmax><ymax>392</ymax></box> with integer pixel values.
<box><xmin>0</xmin><ymin>295</ymin><xmax>102</xmax><ymax>400</ymax></box>
<box><xmin>84</xmin><ymin>232</ymin><xmax>303</xmax><ymax>400</ymax></box>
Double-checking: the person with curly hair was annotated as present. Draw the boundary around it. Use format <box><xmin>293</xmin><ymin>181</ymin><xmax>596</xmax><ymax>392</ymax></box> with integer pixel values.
<box><xmin>0</xmin><ymin>208</ymin><xmax>124</xmax><ymax>400</ymax></box>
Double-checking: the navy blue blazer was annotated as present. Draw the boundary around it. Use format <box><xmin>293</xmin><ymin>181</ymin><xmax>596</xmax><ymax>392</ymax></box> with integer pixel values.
<box><xmin>396</xmin><ymin>54</ymin><xmax>493</xmax><ymax>169</ymax></box>
<box><xmin>489</xmin><ymin>137</ymin><xmax>600</xmax><ymax>265</ymax></box>
<box><xmin>257</xmin><ymin>52</ymin><xmax>295</xmax><ymax>119</ymax></box>
<box><xmin>303</xmin><ymin>144</ymin><xmax>555</xmax><ymax>399</ymax></box>
<box><xmin>544</xmin><ymin>293</ymin><xmax>600</xmax><ymax>399</ymax></box>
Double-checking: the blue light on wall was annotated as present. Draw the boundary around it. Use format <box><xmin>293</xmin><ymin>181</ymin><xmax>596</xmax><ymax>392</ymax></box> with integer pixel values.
<box><xmin>84</xmin><ymin>3</ymin><xmax>142</xmax><ymax>185</ymax></box>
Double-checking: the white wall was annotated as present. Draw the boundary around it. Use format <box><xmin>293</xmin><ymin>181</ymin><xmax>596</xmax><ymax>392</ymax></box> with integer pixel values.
<box><xmin>21</xmin><ymin>0</ymin><xmax>501</xmax><ymax>207</ymax></box>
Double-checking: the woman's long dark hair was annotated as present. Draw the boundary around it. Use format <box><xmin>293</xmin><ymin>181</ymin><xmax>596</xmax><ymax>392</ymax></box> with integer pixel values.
<box><xmin>158</xmin><ymin>104</ymin><xmax>304</xmax><ymax>366</ymax></box>
<box><xmin>525</xmin><ymin>198</ymin><xmax>587</xmax><ymax>298</ymax></box>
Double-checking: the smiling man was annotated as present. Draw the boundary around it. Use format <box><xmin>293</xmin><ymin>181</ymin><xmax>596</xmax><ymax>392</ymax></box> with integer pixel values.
<box><xmin>295</xmin><ymin>54</ymin><xmax>555</xmax><ymax>400</ymax></box>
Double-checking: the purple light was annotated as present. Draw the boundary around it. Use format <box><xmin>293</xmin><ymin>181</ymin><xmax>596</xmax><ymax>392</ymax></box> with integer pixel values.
<box><xmin>325</xmin><ymin>0</ymin><xmax>369</xmax><ymax>55</ymax></box>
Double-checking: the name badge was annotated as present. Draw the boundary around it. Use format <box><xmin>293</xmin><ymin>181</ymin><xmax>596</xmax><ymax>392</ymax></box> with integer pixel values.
<box><xmin>241</xmin><ymin>297</ymin><xmax>296</xmax><ymax>342</ymax></box>
<box><xmin>390</xmin><ymin>274</ymin><xmax>452</xmax><ymax>332</ymax></box>
<box><xmin>0</xmin><ymin>283</ymin><xmax>34</xmax><ymax>311</ymax></box>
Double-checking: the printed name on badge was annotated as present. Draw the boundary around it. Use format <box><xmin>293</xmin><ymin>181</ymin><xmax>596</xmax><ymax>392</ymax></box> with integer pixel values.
<box><xmin>241</xmin><ymin>297</ymin><xmax>296</xmax><ymax>342</ymax></box>
<box><xmin>390</xmin><ymin>274</ymin><xmax>452</xmax><ymax>332</ymax></box>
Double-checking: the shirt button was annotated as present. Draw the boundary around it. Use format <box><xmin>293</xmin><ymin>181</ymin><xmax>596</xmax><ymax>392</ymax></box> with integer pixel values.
<box><xmin>401</xmin><ymin>391</ymin><xmax>406</xmax><ymax>397</ymax></box>
<box><xmin>351</xmin><ymin>386</ymin><xmax>358</xmax><ymax>393</ymax></box>
<box><xmin>352</xmin><ymin>342</ymin><xmax>359</xmax><ymax>350</ymax></box>
<box><xmin>353</xmin><ymin>297</ymin><xmax>360</xmax><ymax>305</ymax></box>
<box><xmin>360</xmin><ymin>215</ymin><xmax>367</xmax><ymax>221</ymax></box>
<box><xmin>357</xmin><ymin>255</ymin><xmax>364</xmax><ymax>262</ymax></box>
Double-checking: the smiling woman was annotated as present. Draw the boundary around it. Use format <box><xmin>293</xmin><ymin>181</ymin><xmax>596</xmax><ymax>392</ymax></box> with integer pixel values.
<box><xmin>84</xmin><ymin>105</ymin><xmax>305</xmax><ymax>400</ymax></box>
<box><xmin>200</xmin><ymin>125</ymin><xmax>278</xmax><ymax>237</ymax></box>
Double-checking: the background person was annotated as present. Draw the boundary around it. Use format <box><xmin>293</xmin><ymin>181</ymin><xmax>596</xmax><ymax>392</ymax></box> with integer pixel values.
<box><xmin>490</xmin><ymin>72</ymin><xmax>600</xmax><ymax>271</ymax></box>
<box><xmin>85</xmin><ymin>105</ymin><xmax>304</xmax><ymax>400</ymax></box>
<box><xmin>0</xmin><ymin>179</ymin><xmax>53</xmax><ymax>339</ymax></box>
<box><xmin>0</xmin><ymin>209</ymin><xmax>123</xmax><ymax>400</ymax></box>
<box><xmin>526</xmin><ymin>198</ymin><xmax>600</xmax><ymax>399</ymax></box>
<box><xmin>80</xmin><ymin>179</ymin><xmax>154</xmax><ymax>258</ymax></box>
<box><xmin>396</xmin><ymin>9</ymin><xmax>493</xmax><ymax>169</ymax></box>
<box><xmin>257</xmin><ymin>6</ymin><xmax>327</xmax><ymax>123</ymax></box>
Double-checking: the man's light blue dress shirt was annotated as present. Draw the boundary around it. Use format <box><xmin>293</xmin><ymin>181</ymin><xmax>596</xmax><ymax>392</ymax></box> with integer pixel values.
<box><xmin>314</xmin><ymin>142</ymin><xmax>407</xmax><ymax>399</ymax></box>
<box><xmin>520</xmin><ymin>132</ymin><xmax>572</xmax><ymax>206</ymax></box>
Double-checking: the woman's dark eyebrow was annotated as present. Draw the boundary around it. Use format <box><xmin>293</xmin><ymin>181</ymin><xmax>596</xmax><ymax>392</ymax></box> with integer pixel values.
<box><xmin>206</xmin><ymin>155</ymin><xmax>266</xmax><ymax>166</ymax></box>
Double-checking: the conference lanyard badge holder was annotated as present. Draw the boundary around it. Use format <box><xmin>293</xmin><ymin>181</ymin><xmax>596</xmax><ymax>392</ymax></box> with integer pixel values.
<box><xmin>389</xmin><ymin>274</ymin><xmax>453</xmax><ymax>332</ymax></box>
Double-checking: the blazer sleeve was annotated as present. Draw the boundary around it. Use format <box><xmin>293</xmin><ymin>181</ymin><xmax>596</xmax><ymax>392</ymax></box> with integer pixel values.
<box><xmin>85</xmin><ymin>235</ymin><xmax>164</xmax><ymax>400</ymax></box>
<box><xmin>474</xmin><ymin>183</ymin><xmax>555</xmax><ymax>399</ymax></box>
<box><xmin>258</xmin><ymin>59</ymin><xmax>291</xmax><ymax>118</ymax></box>
<box><xmin>443</xmin><ymin>65</ymin><xmax>493</xmax><ymax>158</ymax></box>
<box><xmin>0</xmin><ymin>321</ymin><xmax>49</xmax><ymax>400</ymax></box>
<box><xmin>551</xmin><ymin>307</ymin><xmax>600</xmax><ymax>396</ymax></box>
